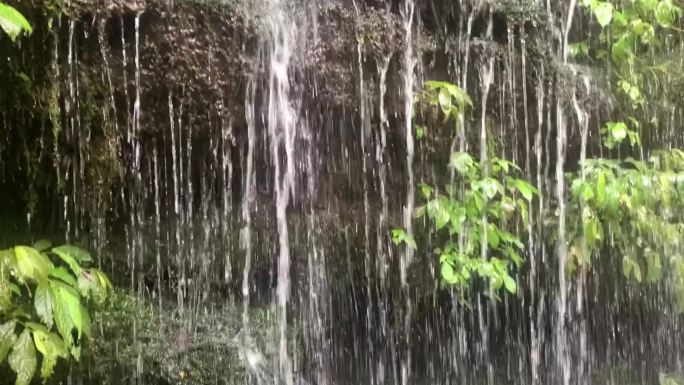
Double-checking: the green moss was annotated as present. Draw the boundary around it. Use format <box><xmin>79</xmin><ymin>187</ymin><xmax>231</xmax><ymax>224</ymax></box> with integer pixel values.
<box><xmin>81</xmin><ymin>290</ymin><xmax>276</xmax><ymax>385</ymax></box>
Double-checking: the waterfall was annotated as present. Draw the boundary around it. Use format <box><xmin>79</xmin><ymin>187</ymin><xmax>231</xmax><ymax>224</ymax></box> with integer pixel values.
<box><xmin>266</xmin><ymin>0</ymin><xmax>297</xmax><ymax>383</ymax></box>
<box><xmin>3</xmin><ymin>1</ymin><xmax>684</xmax><ymax>384</ymax></box>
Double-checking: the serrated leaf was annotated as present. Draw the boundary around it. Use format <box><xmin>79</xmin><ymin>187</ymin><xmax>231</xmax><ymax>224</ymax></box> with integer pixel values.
<box><xmin>49</xmin><ymin>267</ymin><xmax>78</xmax><ymax>287</ymax></box>
<box><xmin>14</xmin><ymin>246</ymin><xmax>54</xmax><ymax>282</ymax></box>
<box><xmin>8</xmin><ymin>330</ymin><xmax>36</xmax><ymax>385</ymax></box>
<box><xmin>0</xmin><ymin>321</ymin><xmax>17</xmax><ymax>362</ymax></box>
<box><xmin>30</xmin><ymin>327</ymin><xmax>67</xmax><ymax>381</ymax></box>
<box><xmin>51</xmin><ymin>282</ymin><xmax>83</xmax><ymax>339</ymax></box>
<box><xmin>34</xmin><ymin>282</ymin><xmax>54</xmax><ymax>329</ymax></box>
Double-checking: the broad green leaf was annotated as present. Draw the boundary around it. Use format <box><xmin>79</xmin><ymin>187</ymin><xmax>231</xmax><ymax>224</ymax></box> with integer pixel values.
<box><xmin>51</xmin><ymin>245</ymin><xmax>92</xmax><ymax>263</ymax></box>
<box><xmin>450</xmin><ymin>152</ymin><xmax>474</xmax><ymax>174</ymax></box>
<box><xmin>441</xmin><ymin>262</ymin><xmax>457</xmax><ymax>283</ymax></box>
<box><xmin>655</xmin><ymin>0</ymin><xmax>679</xmax><ymax>27</ymax></box>
<box><xmin>0</xmin><ymin>3</ymin><xmax>32</xmax><ymax>41</ymax></box>
<box><xmin>593</xmin><ymin>1</ymin><xmax>614</xmax><ymax>27</ymax></box>
<box><xmin>51</xmin><ymin>249</ymin><xmax>81</xmax><ymax>276</ymax></box>
<box><xmin>487</xmin><ymin>225</ymin><xmax>500</xmax><ymax>249</ymax></box>
<box><xmin>503</xmin><ymin>275</ymin><xmax>517</xmax><ymax>294</ymax></box>
<box><xmin>33</xmin><ymin>240</ymin><xmax>52</xmax><ymax>252</ymax></box>
<box><xmin>51</xmin><ymin>281</ymin><xmax>83</xmax><ymax>345</ymax></box>
<box><xmin>14</xmin><ymin>246</ymin><xmax>54</xmax><ymax>282</ymax></box>
<box><xmin>8</xmin><ymin>330</ymin><xmax>36</xmax><ymax>385</ymax></box>
<box><xmin>34</xmin><ymin>282</ymin><xmax>54</xmax><ymax>329</ymax></box>
<box><xmin>435</xmin><ymin>204</ymin><xmax>450</xmax><ymax>230</ymax></box>
<box><xmin>513</xmin><ymin>179</ymin><xmax>536</xmax><ymax>201</ymax></box>
<box><xmin>49</xmin><ymin>267</ymin><xmax>78</xmax><ymax>287</ymax></box>
<box><xmin>482</xmin><ymin>178</ymin><xmax>498</xmax><ymax>199</ymax></box>
<box><xmin>52</xmin><ymin>291</ymin><xmax>74</xmax><ymax>346</ymax></box>
<box><xmin>0</xmin><ymin>321</ymin><xmax>17</xmax><ymax>362</ymax></box>
<box><xmin>609</xmin><ymin>122</ymin><xmax>627</xmax><ymax>142</ymax></box>
<box><xmin>611</xmin><ymin>36</ymin><xmax>632</xmax><ymax>63</ymax></box>
<box><xmin>29</xmin><ymin>325</ymin><xmax>68</xmax><ymax>381</ymax></box>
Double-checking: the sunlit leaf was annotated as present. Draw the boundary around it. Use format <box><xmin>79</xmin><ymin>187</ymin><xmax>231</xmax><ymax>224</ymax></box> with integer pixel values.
<box><xmin>8</xmin><ymin>330</ymin><xmax>36</xmax><ymax>385</ymax></box>
<box><xmin>593</xmin><ymin>1</ymin><xmax>614</xmax><ymax>27</ymax></box>
<box><xmin>0</xmin><ymin>3</ymin><xmax>32</xmax><ymax>41</ymax></box>
<box><xmin>503</xmin><ymin>275</ymin><xmax>517</xmax><ymax>294</ymax></box>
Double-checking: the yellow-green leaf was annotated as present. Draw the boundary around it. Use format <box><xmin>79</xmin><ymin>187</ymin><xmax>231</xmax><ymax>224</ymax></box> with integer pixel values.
<box><xmin>8</xmin><ymin>330</ymin><xmax>36</xmax><ymax>385</ymax></box>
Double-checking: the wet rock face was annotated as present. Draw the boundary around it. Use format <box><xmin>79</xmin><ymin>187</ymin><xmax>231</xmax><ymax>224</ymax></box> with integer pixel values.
<box><xmin>0</xmin><ymin>0</ymin><xmax>549</xmax><ymax>284</ymax></box>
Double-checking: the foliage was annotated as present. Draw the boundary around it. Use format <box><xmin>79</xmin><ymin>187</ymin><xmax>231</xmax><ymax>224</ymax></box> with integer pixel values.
<box><xmin>580</xmin><ymin>0</ymin><xmax>682</xmax><ymax>104</ymax></box>
<box><xmin>567</xmin><ymin>145</ymin><xmax>684</xmax><ymax>309</ymax></box>
<box><xmin>0</xmin><ymin>241</ymin><xmax>112</xmax><ymax>384</ymax></box>
<box><xmin>0</xmin><ymin>2</ymin><xmax>31</xmax><ymax>41</ymax></box>
<box><xmin>394</xmin><ymin>81</ymin><xmax>538</xmax><ymax>299</ymax></box>
<box><xmin>578</xmin><ymin>0</ymin><xmax>683</xmax><ymax>150</ymax></box>
<box><xmin>83</xmin><ymin>289</ymin><xmax>274</xmax><ymax>385</ymax></box>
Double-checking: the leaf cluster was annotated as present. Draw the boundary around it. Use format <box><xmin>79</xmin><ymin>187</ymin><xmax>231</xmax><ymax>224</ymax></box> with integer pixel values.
<box><xmin>0</xmin><ymin>241</ymin><xmax>112</xmax><ymax>384</ymax></box>
<box><xmin>567</xmin><ymin>149</ymin><xmax>684</xmax><ymax>309</ymax></box>
<box><xmin>394</xmin><ymin>82</ymin><xmax>537</xmax><ymax>301</ymax></box>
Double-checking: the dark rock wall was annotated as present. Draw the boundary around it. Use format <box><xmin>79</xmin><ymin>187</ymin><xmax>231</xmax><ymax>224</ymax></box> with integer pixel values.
<box><xmin>1</xmin><ymin>0</ymin><xmax>683</xmax><ymax>384</ymax></box>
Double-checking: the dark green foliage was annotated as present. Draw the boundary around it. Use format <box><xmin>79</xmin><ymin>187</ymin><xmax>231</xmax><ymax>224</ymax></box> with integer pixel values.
<box><xmin>0</xmin><ymin>242</ymin><xmax>111</xmax><ymax>384</ymax></box>
<box><xmin>83</xmin><ymin>290</ymin><xmax>274</xmax><ymax>385</ymax></box>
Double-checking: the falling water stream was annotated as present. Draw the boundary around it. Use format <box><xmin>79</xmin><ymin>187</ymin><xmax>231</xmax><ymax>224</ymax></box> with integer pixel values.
<box><xmin>3</xmin><ymin>0</ymin><xmax>684</xmax><ymax>385</ymax></box>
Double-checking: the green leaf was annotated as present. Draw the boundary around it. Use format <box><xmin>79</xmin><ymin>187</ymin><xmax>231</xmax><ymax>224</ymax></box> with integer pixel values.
<box><xmin>611</xmin><ymin>35</ymin><xmax>632</xmax><ymax>63</ymax></box>
<box><xmin>609</xmin><ymin>121</ymin><xmax>628</xmax><ymax>142</ymax></box>
<box><xmin>415</xmin><ymin>125</ymin><xmax>425</xmax><ymax>140</ymax></box>
<box><xmin>441</xmin><ymin>262</ymin><xmax>457</xmax><ymax>283</ymax></box>
<box><xmin>8</xmin><ymin>330</ymin><xmax>36</xmax><ymax>385</ymax></box>
<box><xmin>32</xmin><ymin>240</ymin><xmax>52</xmax><ymax>252</ymax></box>
<box><xmin>596</xmin><ymin>171</ymin><xmax>607</xmax><ymax>206</ymax></box>
<box><xmin>503</xmin><ymin>275</ymin><xmax>517</xmax><ymax>294</ymax></box>
<box><xmin>51</xmin><ymin>281</ymin><xmax>83</xmax><ymax>341</ymax></box>
<box><xmin>51</xmin><ymin>245</ymin><xmax>92</xmax><ymax>263</ymax></box>
<box><xmin>14</xmin><ymin>246</ymin><xmax>54</xmax><ymax>282</ymax></box>
<box><xmin>569</xmin><ymin>42</ymin><xmax>590</xmax><ymax>58</ymax></box>
<box><xmin>34</xmin><ymin>282</ymin><xmax>55</xmax><ymax>329</ymax></box>
<box><xmin>28</xmin><ymin>323</ymin><xmax>69</xmax><ymax>381</ymax></box>
<box><xmin>51</xmin><ymin>247</ymin><xmax>85</xmax><ymax>276</ymax></box>
<box><xmin>0</xmin><ymin>321</ymin><xmax>17</xmax><ymax>362</ymax></box>
<box><xmin>593</xmin><ymin>1</ymin><xmax>614</xmax><ymax>27</ymax></box>
<box><xmin>513</xmin><ymin>179</ymin><xmax>536</xmax><ymax>201</ymax></box>
<box><xmin>419</xmin><ymin>183</ymin><xmax>433</xmax><ymax>199</ymax></box>
<box><xmin>49</xmin><ymin>267</ymin><xmax>78</xmax><ymax>287</ymax></box>
<box><xmin>450</xmin><ymin>152</ymin><xmax>474</xmax><ymax>174</ymax></box>
<box><xmin>487</xmin><ymin>225</ymin><xmax>500</xmax><ymax>248</ymax></box>
<box><xmin>438</xmin><ymin>88</ymin><xmax>452</xmax><ymax>115</ymax></box>
<box><xmin>482</xmin><ymin>178</ymin><xmax>498</xmax><ymax>199</ymax></box>
<box><xmin>655</xmin><ymin>0</ymin><xmax>679</xmax><ymax>27</ymax></box>
<box><xmin>0</xmin><ymin>3</ymin><xmax>32</xmax><ymax>41</ymax></box>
